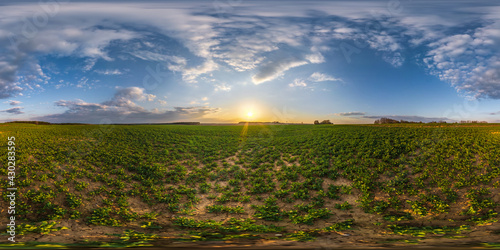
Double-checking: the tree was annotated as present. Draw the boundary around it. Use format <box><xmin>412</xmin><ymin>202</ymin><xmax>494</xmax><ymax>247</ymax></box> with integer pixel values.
<box><xmin>315</xmin><ymin>120</ymin><xmax>332</xmax><ymax>125</ymax></box>
<box><xmin>374</xmin><ymin>117</ymin><xmax>400</xmax><ymax>124</ymax></box>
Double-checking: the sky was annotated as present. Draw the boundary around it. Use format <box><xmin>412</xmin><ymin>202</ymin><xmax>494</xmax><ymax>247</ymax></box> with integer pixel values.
<box><xmin>0</xmin><ymin>0</ymin><xmax>500</xmax><ymax>124</ymax></box>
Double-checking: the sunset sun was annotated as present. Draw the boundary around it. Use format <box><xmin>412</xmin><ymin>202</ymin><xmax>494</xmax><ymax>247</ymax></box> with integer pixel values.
<box><xmin>247</xmin><ymin>111</ymin><xmax>254</xmax><ymax>118</ymax></box>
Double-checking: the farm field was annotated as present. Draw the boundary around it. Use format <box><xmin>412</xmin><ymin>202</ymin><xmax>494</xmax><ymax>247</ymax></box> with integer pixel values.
<box><xmin>1</xmin><ymin>123</ymin><xmax>500</xmax><ymax>249</ymax></box>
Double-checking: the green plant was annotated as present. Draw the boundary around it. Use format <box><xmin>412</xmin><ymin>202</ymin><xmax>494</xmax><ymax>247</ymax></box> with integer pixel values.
<box><xmin>335</xmin><ymin>201</ymin><xmax>352</xmax><ymax>210</ymax></box>
<box><xmin>18</xmin><ymin>221</ymin><xmax>69</xmax><ymax>235</ymax></box>
<box><xmin>288</xmin><ymin>208</ymin><xmax>331</xmax><ymax>225</ymax></box>
<box><xmin>326</xmin><ymin>185</ymin><xmax>341</xmax><ymax>199</ymax></box>
<box><xmin>88</xmin><ymin>207</ymin><xmax>121</xmax><ymax>226</ymax></box>
<box><xmin>141</xmin><ymin>222</ymin><xmax>163</xmax><ymax>229</ymax></box>
<box><xmin>65</xmin><ymin>193</ymin><xmax>83</xmax><ymax>208</ymax></box>
<box><xmin>252</xmin><ymin>197</ymin><xmax>286</xmax><ymax>221</ymax></box>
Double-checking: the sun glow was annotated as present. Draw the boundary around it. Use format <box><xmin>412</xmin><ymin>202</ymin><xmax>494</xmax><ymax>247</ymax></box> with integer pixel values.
<box><xmin>238</xmin><ymin>101</ymin><xmax>264</xmax><ymax>121</ymax></box>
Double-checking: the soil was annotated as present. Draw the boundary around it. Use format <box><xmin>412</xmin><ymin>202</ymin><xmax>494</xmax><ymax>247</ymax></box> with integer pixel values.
<box><xmin>3</xmin><ymin>209</ymin><xmax>499</xmax><ymax>249</ymax></box>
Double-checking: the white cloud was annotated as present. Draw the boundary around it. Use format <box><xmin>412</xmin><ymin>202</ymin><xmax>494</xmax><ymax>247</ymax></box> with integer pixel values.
<box><xmin>252</xmin><ymin>57</ymin><xmax>308</xmax><ymax>85</ymax></box>
<box><xmin>335</xmin><ymin>111</ymin><xmax>366</xmax><ymax>116</ymax></box>
<box><xmin>0</xmin><ymin>5</ymin><xmax>139</xmax><ymax>98</ymax></box>
<box><xmin>0</xmin><ymin>1</ymin><xmax>499</xmax><ymax>101</ymax></box>
<box><xmin>212</xmin><ymin>35</ymin><xmax>273</xmax><ymax>72</ymax></box>
<box><xmin>83</xmin><ymin>58</ymin><xmax>97</xmax><ymax>71</ymax></box>
<box><xmin>4</xmin><ymin>100</ymin><xmax>22</xmax><ymax>106</ymax></box>
<box><xmin>290</xmin><ymin>72</ymin><xmax>342</xmax><ymax>89</ymax></box>
<box><xmin>0</xmin><ymin>59</ymin><xmax>22</xmax><ymax>98</ymax></box>
<box><xmin>76</xmin><ymin>77</ymin><xmax>91</xmax><ymax>89</ymax></box>
<box><xmin>289</xmin><ymin>79</ymin><xmax>308</xmax><ymax>87</ymax></box>
<box><xmin>190</xmin><ymin>96</ymin><xmax>209</xmax><ymax>105</ymax></box>
<box><xmin>39</xmin><ymin>87</ymin><xmax>218</xmax><ymax>123</ymax></box>
<box><xmin>95</xmin><ymin>69</ymin><xmax>123</xmax><ymax>75</ymax></box>
<box><xmin>21</xmin><ymin>27</ymin><xmax>137</xmax><ymax>60</ymax></box>
<box><xmin>424</xmin><ymin>23</ymin><xmax>500</xmax><ymax>99</ymax></box>
<box><xmin>178</xmin><ymin>60</ymin><xmax>218</xmax><ymax>84</ymax></box>
<box><xmin>131</xmin><ymin>51</ymin><xmax>186</xmax><ymax>65</ymax></box>
<box><xmin>309</xmin><ymin>72</ymin><xmax>342</xmax><ymax>82</ymax></box>
<box><xmin>305</xmin><ymin>52</ymin><xmax>325</xmax><ymax>64</ymax></box>
<box><xmin>131</xmin><ymin>51</ymin><xmax>216</xmax><ymax>84</ymax></box>
<box><xmin>103</xmin><ymin>87</ymin><xmax>156</xmax><ymax>108</ymax></box>
<box><xmin>0</xmin><ymin>2</ymin><xmax>409</xmax><ymax>98</ymax></box>
<box><xmin>214</xmin><ymin>83</ymin><xmax>231</xmax><ymax>92</ymax></box>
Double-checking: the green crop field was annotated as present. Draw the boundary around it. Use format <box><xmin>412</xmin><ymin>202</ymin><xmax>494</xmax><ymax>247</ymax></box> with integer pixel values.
<box><xmin>1</xmin><ymin>123</ymin><xmax>500</xmax><ymax>248</ymax></box>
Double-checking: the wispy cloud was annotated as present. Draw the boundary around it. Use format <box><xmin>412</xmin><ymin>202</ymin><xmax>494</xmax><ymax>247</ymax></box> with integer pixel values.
<box><xmin>423</xmin><ymin>19</ymin><xmax>500</xmax><ymax>99</ymax></box>
<box><xmin>335</xmin><ymin>111</ymin><xmax>366</xmax><ymax>116</ymax></box>
<box><xmin>214</xmin><ymin>83</ymin><xmax>231</xmax><ymax>92</ymax></box>
<box><xmin>252</xmin><ymin>57</ymin><xmax>308</xmax><ymax>85</ymax></box>
<box><xmin>3</xmin><ymin>100</ymin><xmax>22</xmax><ymax>106</ymax></box>
<box><xmin>1</xmin><ymin>106</ymin><xmax>24</xmax><ymax>114</ymax></box>
<box><xmin>289</xmin><ymin>72</ymin><xmax>342</xmax><ymax>89</ymax></box>
<box><xmin>288</xmin><ymin>79</ymin><xmax>308</xmax><ymax>88</ymax></box>
<box><xmin>309</xmin><ymin>72</ymin><xmax>342</xmax><ymax>82</ymax></box>
<box><xmin>37</xmin><ymin>86</ymin><xmax>218</xmax><ymax>123</ymax></box>
<box><xmin>363</xmin><ymin>115</ymin><xmax>453</xmax><ymax>123</ymax></box>
<box><xmin>103</xmin><ymin>87</ymin><xmax>156</xmax><ymax>106</ymax></box>
<box><xmin>131</xmin><ymin>50</ymin><xmax>217</xmax><ymax>84</ymax></box>
<box><xmin>95</xmin><ymin>69</ymin><xmax>123</xmax><ymax>75</ymax></box>
<box><xmin>0</xmin><ymin>0</ymin><xmax>499</xmax><ymax>105</ymax></box>
<box><xmin>0</xmin><ymin>60</ymin><xmax>22</xmax><ymax>98</ymax></box>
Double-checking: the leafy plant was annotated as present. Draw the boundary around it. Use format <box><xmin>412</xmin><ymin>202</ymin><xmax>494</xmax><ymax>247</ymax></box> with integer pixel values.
<box><xmin>335</xmin><ymin>201</ymin><xmax>352</xmax><ymax>210</ymax></box>
<box><xmin>88</xmin><ymin>207</ymin><xmax>121</xmax><ymax>226</ymax></box>
<box><xmin>18</xmin><ymin>221</ymin><xmax>69</xmax><ymax>235</ymax></box>
<box><xmin>252</xmin><ymin>197</ymin><xmax>286</xmax><ymax>221</ymax></box>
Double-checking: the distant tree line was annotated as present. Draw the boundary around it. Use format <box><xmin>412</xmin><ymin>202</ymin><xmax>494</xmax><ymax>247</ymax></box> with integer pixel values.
<box><xmin>5</xmin><ymin>121</ymin><xmax>93</xmax><ymax>125</ymax></box>
<box><xmin>3</xmin><ymin>121</ymin><xmax>205</xmax><ymax>125</ymax></box>
<box><xmin>374</xmin><ymin>117</ymin><xmax>488</xmax><ymax>124</ymax></box>
<box><xmin>459</xmin><ymin>120</ymin><xmax>488</xmax><ymax>124</ymax></box>
<box><xmin>5</xmin><ymin>121</ymin><xmax>53</xmax><ymax>125</ymax></box>
<box><xmin>374</xmin><ymin>118</ymin><xmax>419</xmax><ymax>124</ymax></box>
<box><xmin>168</xmin><ymin>122</ymin><xmax>201</xmax><ymax>125</ymax></box>
<box><xmin>314</xmin><ymin>120</ymin><xmax>333</xmax><ymax>125</ymax></box>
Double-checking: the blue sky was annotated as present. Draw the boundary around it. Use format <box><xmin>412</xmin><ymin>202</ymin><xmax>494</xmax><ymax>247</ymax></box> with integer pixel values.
<box><xmin>0</xmin><ymin>0</ymin><xmax>500</xmax><ymax>124</ymax></box>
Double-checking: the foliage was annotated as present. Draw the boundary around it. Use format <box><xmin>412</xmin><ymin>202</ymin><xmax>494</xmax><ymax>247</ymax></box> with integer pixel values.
<box><xmin>17</xmin><ymin>221</ymin><xmax>69</xmax><ymax>235</ymax></box>
<box><xmin>288</xmin><ymin>208</ymin><xmax>332</xmax><ymax>225</ymax></box>
<box><xmin>335</xmin><ymin>201</ymin><xmax>352</xmax><ymax>210</ymax></box>
<box><xmin>172</xmin><ymin>217</ymin><xmax>283</xmax><ymax>233</ymax></box>
<box><xmin>119</xmin><ymin>230</ymin><xmax>158</xmax><ymax>242</ymax></box>
<box><xmin>383</xmin><ymin>212</ymin><xmax>414</xmax><ymax>222</ymax></box>
<box><xmin>87</xmin><ymin>207</ymin><xmax>121</xmax><ymax>226</ymax></box>
<box><xmin>1</xmin><ymin>123</ymin><xmax>499</xmax><ymax>244</ymax></box>
<box><xmin>387</xmin><ymin>224</ymin><xmax>470</xmax><ymax>237</ymax></box>
<box><xmin>251</xmin><ymin>197</ymin><xmax>286</xmax><ymax>221</ymax></box>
